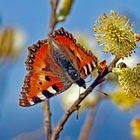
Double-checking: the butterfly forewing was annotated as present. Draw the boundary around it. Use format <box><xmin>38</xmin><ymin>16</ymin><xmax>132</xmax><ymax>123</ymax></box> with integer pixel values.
<box><xmin>20</xmin><ymin>40</ymin><xmax>72</xmax><ymax>107</ymax></box>
<box><xmin>51</xmin><ymin>27</ymin><xmax>98</xmax><ymax>78</ymax></box>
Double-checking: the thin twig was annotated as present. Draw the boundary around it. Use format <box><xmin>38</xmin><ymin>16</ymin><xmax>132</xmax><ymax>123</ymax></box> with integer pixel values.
<box><xmin>79</xmin><ymin>89</ymin><xmax>108</xmax><ymax>140</ymax></box>
<box><xmin>50</xmin><ymin>57</ymin><xmax>119</xmax><ymax>140</ymax></box>
<box><xmin>43</xmin><ymin>0</ymin><xmax>58</xmax><ymax>139</ymax></box>
<box><xmin>48</xmin><ymin>0</ymin><xmax>58</xmax><ymax>35</ymax></box>
<box><xmin>43</xmin><ymin>100</ymin><xmax>52</xmax><ymax>140</ymax></box>
<box><xmin>79</xmin><ymin>109</ymin><xmax>95</xmax><ymax>140</ymax></box>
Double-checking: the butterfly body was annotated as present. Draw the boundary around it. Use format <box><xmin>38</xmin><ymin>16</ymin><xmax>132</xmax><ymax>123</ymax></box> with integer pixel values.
<box><xmin>50</xmin><ymin>38</ymin><xmax>86</xmax><ymax>88</ymax></box>
<box><xmin>19</xmin><ymin>27</ymin><xmax>98</xmax><ymax>107</ymax></box>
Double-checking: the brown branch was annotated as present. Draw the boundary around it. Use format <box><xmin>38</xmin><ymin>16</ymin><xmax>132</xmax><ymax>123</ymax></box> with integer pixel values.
<box><xmin>79</xmin><ymin>90</ymin><xmax>108</xmax><ymax>140</ymax></box>
<box><xmin>50</xmin><ymin>57</ymin><xmax>119</xmax><ymax>140</ymax></box>
<box><xmin>79</xmin><ymin>109</ymin><xmax>95</xmax><ymax>140</ymax></box>
<box><xmin>48</xmin><ymin>0</ymin><xmax>58</xmax><ymax>35</ymax></box>
<box><xmin>43</xmin><ymin>100</ymin><xmax>52</xmax><ymax>140</ymax></box>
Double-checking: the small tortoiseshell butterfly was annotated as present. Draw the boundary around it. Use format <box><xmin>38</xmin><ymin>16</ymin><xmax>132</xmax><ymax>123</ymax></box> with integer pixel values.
<box><xmin>19</xmin><ymin>27</ymin><xmax>97</xmax><ymax>107</ymax></box>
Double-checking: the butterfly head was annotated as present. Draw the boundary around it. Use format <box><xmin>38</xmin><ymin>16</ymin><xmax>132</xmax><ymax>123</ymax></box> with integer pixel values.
<box><xmin>76</xmin><ymin>78</ymin><xmax>86</xmax><ymax>89</ymax></box>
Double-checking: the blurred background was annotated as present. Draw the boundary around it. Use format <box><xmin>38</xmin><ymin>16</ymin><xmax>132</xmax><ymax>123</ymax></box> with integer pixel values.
<box><xmin>0</xmin><ymin>0</ymin><xmax>140</xmax><ymax>140</ymax></box>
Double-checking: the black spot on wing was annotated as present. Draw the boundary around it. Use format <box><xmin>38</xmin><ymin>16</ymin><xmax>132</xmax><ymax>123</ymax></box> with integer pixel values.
<box><xmin>52</xmin><ymin>84</ymin><xmax>59</xmax><ymax>92</ymax></box>
<box><xmin>77</xmin><ymin>57</ymin><xmax>80</xmax><ymax>62</ymax></box>
<box><xmin>42</xmin><ymin>90</ymin><xmax>54</xmax><ymax>98</ymax></box>
<box><xmin>42</xmin><ymin>67</ymin><xmax>51</xmax><ymax>71</ymax></box>
<box><xmin>32</xmin><ymin>97</ymin><xmax>42</xmax><ymax>104</ymax></box>
<box><xmin>39</xmin><ymin>82</ymin><xmax>42</xmax><ymax>85</ymax></box>
<box><xmin>45</xmin><ymin>76</ymin><xmax>51</xmax><ymax>81</ymax></box>
<box><xmin>86</xmin><ymin>64</ymin><xmax>90</xmax><ymax>75</ymax></box>
<box><xmin>90</xmin><ymin>62</ymin><xmax>95</xmax><ymax>70</ymax></box>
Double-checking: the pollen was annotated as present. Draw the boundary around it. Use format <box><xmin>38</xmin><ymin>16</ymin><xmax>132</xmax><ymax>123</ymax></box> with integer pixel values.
<box><xmin>93</xmin><ymin>10</ymin><xmax>138</xmax><ymax>58</ymax></box>
<box><xmin>118</xmin><ymin>64</ymin><xmax>140</xmax><ymax>98</ymax></box>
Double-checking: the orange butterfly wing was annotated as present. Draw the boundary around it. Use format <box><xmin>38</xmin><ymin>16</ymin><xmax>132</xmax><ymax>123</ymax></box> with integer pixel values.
<box><xmin>20</xmin><ymin>27</ymin><xmax>98</xmax><ymax>107</ymax></box>
<box><xmin>20</xmin><ymin>40</ymin><xmax>72</xmax><ymax>107</ymax></box>
<box><xmin>50</xmin><ymin>27</ymin><xmax>98</xmax><ymax>78</ymax></box>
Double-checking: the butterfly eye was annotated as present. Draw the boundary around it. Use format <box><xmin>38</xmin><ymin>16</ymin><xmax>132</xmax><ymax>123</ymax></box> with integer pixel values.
<box><xmin>69</xmin><ymin>71</ymin><xmax>79</xmax><ymax>80</ymax></box>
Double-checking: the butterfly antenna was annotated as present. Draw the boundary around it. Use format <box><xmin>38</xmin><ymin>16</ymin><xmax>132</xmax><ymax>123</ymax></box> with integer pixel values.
<box><xmin>94</xmin><ymin>88</ymin><xmax>108</xmax><ymax>96</ymax></box>
<box><xmin>76</xmin><ymin>87</ymin><xmax>81</xmax><ymax>120</ymax></box>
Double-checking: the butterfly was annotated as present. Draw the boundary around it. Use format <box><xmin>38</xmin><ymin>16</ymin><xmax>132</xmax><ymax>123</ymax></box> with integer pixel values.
<box><xmin>19</xmin><ymin>27</ymin><xmax>98</xmax><ymax>107</ymax></box>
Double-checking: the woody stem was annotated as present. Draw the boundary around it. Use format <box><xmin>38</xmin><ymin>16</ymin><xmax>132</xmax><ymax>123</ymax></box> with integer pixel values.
<box><xmin>48</xmin><ymin>0</ymin><xmax>58</xmax><ymax>35</ymax></box>
<box><xmin>50</xmin><ymin>56</ymin><xmax>119</xmax><ymax>140</ymax></box>
<box><xmin>43</xmin><ymin>100</ymin><xmax>52</xmax><ymax>140</ymax></box>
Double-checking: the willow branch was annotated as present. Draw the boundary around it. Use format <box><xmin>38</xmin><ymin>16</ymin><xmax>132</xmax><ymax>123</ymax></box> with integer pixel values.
<box><xmin>50</xmin><ymin>57</ymin><xmax>119</xmax><ymax>140</ymax></box>
<box><xmin>43</xmin><ymin>100</ymin><xmax>52</xmax><ymax>140</ymax></box>
<box><xmin>79</xmin><ymin>109</ymin><xmax>95</xmax><ymax>140</ymax></box>
<box><xmin>48</xmin><ymin>0</ymin><xmax>58</xmax><ymax>35</ymax></box>
<box><xmin>79</xmin><ymin>90</ymin><xmax>108</xmax><ymax>140</ymax></box>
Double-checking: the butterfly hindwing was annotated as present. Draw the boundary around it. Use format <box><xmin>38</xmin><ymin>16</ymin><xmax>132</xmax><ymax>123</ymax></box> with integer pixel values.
<box><xmin>50</xmin><ymin>27</ymin><xmax>98</xmax><ymax>78</ymax></box>
<box><xmin>20</xmin><ymin>40</ymin><xmax>72</xmax><ymax>107</ymax></box>
<box><xmin>20</xmin><ymin>71</ymin><xmax>68</xmax><ymax>106</ymax></box>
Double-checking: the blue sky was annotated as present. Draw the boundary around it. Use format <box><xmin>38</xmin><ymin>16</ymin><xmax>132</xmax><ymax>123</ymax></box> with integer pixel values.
<box><xmin>0</xmin><ymin>0</ymin><xmax>140</xmax><ymax>140</ymax></box>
